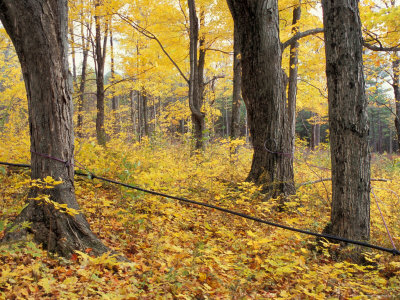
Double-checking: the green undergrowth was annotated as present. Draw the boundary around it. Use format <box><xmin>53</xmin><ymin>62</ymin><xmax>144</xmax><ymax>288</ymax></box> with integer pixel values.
<box><xmin>1</xmin><ymin>137</ymin><xmax>400</xmax><ymax>298</ymax></box>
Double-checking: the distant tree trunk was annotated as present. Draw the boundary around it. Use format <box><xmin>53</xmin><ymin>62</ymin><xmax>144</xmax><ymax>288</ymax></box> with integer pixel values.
<box><xmin>130</xmin><ymin>90</ymin><xmax>137</xmax><ymax>138</ymax></box>
<box><xmin>377</xmin><ymin>110</ymin><xmax>383</xmax><ymax>153</ymax></box>
<box><xmin>393</xmin><ymin>55</ymin><xmax>400</xmax><ymax>152</ymax></box>
<box><xmin>141</xmin><ymin>87</ymin><xmax>149</xmax><ymax>137</ymax></box>
<box><xmin>94</xmin><ymin>0</ymin><xmax>108</xmax><ymax>146</ymax></box>
<box><xmin>110</xmin><ymin>23</ymin><xmax>120</xmax><ymax>135</ymax></box>
<box><xmin>227</xmin><ymin>0</ymin><xmax>295</xmax><ymax>197</ymax></box>
<box><xmin>230</xmin><ymin>22</ymin><xmax>242</xmax><ymax>139</ymax></box>
<box><xmin>188</xmin><ymin>0</ymin><xmax>206</xmax><ymax>150</ymax></box>
<box><xmin>287</xmin><ymin>2</ymin><xmax>301</xmax><ymax>153</ymax></box>
<box><xmin>77</xmin><ymin>19</ymin><xmax>89</xmax><ymax>138</ymax></box>
<box><xmin>310</xmin><ymin>113</ymin><xmax>320</xmax><ymax>150</ymax></box>
<box><xmin>0</xmin><ymin>0</ymin><xmax>108</xmax><ymax>257</ymax></box>
<box><xmin>322</xmin><ymin>0</ymin><xmax>371</xmax><ymax>244</ymax></box>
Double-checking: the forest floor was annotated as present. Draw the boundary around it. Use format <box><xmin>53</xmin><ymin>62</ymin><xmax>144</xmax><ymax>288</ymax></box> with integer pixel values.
<box><xmin>1</xmin><ymin>136</ymin><xmax>400</xmax><ymax>299</ymax></box>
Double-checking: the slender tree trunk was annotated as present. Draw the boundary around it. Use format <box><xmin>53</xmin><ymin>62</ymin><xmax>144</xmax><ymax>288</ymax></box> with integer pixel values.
<box><xmin>377</xmin><ymin>110</ymin><xmax>383</xmax><ymax>153</ymax></box>
<box><xmin>94</xmin><ymin>0</ymin><xmax>108</xmax><ymax>146</ymax></box>
<box><xmin>110</xmin><ymin>23</ymin><xmax>120</xmax><ymax>135</ymax></box>
<box><xmin>0</xmin><ymin>0</ymin><xmax>108</xmax><ymax>257</ymax></box>
<box><xmin>77</xmin><ymin>19</ymin><xmax>89</xmax><ymax>138</ymax></box>
<box><xmin>227</xmin><ymin>0</ymin><xmax>295</xmax><ymax>197</ymax></box>
<box><xmin>129</xmin><ymin>90</ymin><xmax>137</xmax><ymax>139</ymax></box>
<box><xmin>393</xmin><ymin>55</ymin><xmax>400</xmax><ymax>152</ymax></box>
<box><xmin>188</xmin><ymin>0</ymin><xmax>206</xmax><ymax>150</ymax></box>
<box><xmin>310</xmin><ymin>113</ymin><xmax>320</xmax><ymax>150</ymax></box>
<box><xmin>141</xmin><ymin>87</ymin><xmax>149</xmax><ymax>137</ymax></box>
<box><xmin>322</xmin><ymin>0</ymin><xmax>371</xmax><ymax>244</ymax></box>
<box><xmin>287</xmin><ymin>2</ymin><xmax>301</xmax><ymax>153</ymax></box>
<box><xmin>230</xmin><ymin>22</ymin><xmax>242</xmax><ymax>139</ymax></box>
<box><xmin>137</xmin><ymin>90</ymin><xmax>142</xmax><ymax>141</ymax></box>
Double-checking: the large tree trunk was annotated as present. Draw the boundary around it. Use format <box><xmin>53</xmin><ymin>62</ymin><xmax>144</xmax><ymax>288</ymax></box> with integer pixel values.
<box><xmin>393</xmin><ymin>55</ymin><xmax>400</xmax><ymax>152</ymax></box>
<box><xmin>227</xmin><ymin>0</ymin><xmax>295</xmax><ymax>197</ymax></box>
<box><xmin>188</xmin><ymin>0</ymin><xmax>206</xmax><ymax>150</ymax></box>
<box><xmin>322</xmin><ymin>0</ymin><xmax>371</xmax><ymax>243</ymax></box>
<box><xmin>0</xmin><ymin>0</ymin><xmax>108</xmax><ymax>257</ymax></box>
<box><xmin>230</xmin><ymin>22</ymin><xmax>242</xmax><ymax>140</ymax></box>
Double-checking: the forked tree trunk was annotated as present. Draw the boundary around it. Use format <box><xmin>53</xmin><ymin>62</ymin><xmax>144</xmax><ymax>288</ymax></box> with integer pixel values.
<box><xmin>0</xmin><ymin>0</ymin><xmax>109</xmax><ymax>257</ymax></box>
<box><xmin>227</xmin><ymin>0</ymin><xmax>295</xmax><ymax>197</ymax></box>
<box><xmin>322</xmin><ymin>0</ymin><xmax>371</xmax><ymax>243</ymax></box>
<box><xmin>188</xmin><ymin>0</ymin><xmax>206</xmax><ymax>150</ymax></box>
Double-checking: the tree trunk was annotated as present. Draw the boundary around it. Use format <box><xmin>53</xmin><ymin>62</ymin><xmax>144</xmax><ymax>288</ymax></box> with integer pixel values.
<box><xmin>137</xmin><ymin>90</ymin><xmax>142</xmax><ymax>141</ymax></box>
<box><xmin>188</xmin><ymin>0</ymin><xmax>206</xmax><ymax>150</ymax></box>
<box><xmin>310</xmin><ymin>113</ymin><xmax>320</xmax><ymax>150</ymax></box>
<box><xmin>230</xmin><ymin>21</ymin><xmax>242</xmax><ymax>139</ymax></box>
<box><xmin>287</xmin><ymin>2</ymin><xmax>301</xmax><ymax>153</ymax></box>
<box><xmin>322</xmin><ymin>0</ymin><xmax>371</xmax><ymax>243</ymax></box>
<box><xmin>393</xmin><ymin>55</ymin><xmax>400</xmax><ymax>152</ymax></box>
<box><xmin>130</xmin><ymin>90</ymin><xmax>137</xmax><ymax>138</ymax></box>
<box><xmin>94</xmin><ymin>0</ymin><xmax>108</xmax><ymax>146</ymax></box>
<box><xmin>0</xmin><ymin>0</ymin><xmax>108</xmax><ymax>257</ymax></box>
<box><xmin>226</xmin><ymin>0</ymin><xmax>295</xmax><ymax>197</ymax></box>
<box><xmin>141</xmin><ymin>87</ymin><xmax>149</xmax><ymax>137</ymax></box>
<box><xmin>77</xmin><ymin>19</ymin><xmax>89</xmax><ymax>138</ymax></box>
<box><xmin>110</xmin><ymin>23</ymin><xmax>120</xmax><ymax>135</ymax></box>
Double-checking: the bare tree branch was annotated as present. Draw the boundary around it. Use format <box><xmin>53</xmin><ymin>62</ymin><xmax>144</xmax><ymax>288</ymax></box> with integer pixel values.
<box><xmin>117</xmin><ymin>13</ymin><xmax>189</xmax><ymax>83</ymax></box>
<box><xmin>281</xmin><ymin>28</ymin><xmax>324</xmax><ymax>50</ymax></box>
<box><xmin>363</xmin><ymin>41</ymin><xmax>400</xmax><ymax>52</ymax></box>
<box><xmin>207</xmin><ymin>48</ymin><xmax>233</xmax><ymax>55</ymax></box>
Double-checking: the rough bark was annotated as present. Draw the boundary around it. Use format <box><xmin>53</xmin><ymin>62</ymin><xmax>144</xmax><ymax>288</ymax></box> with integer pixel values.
<box><xmin>226</xmin><ymin>0</ymin><xmax>295</xmax><ymax>197</ymax></box>
<box><xmin>94</xmin><ymin>0</ymin><xmax>108</xmax><ymax>146</ymax></box>
<box><xmin>188</xmin><ymin>0</ymin><xmax>206</xmax><ymax>150</ymax></box>
<box><xmin>0</xmin><ymin>0</ymin><xmax>109</xmax><ymax>257</ymax></box>
<box><xmin>230</xmin><ymin>21</ymin><xmax>242</xmax><ymax>139</ymax></box>
<box><xmin>322</xmin><ymin>0</ymin><xmax>371</xmax><ymax>243</ymax></box>
<box><xmin>287</xmin><ymin>3</ymin><xmax>301</xmax><ymax>153</ymax></box>
<box><xmin>393</xmin><ymin>55</ymin><xmax>400</xmax><ymax>152</ymax></box>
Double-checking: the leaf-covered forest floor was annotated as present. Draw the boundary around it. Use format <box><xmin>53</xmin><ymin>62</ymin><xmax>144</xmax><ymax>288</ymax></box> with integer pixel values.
<box><xmin>1</xmin><ymin>135</ymin><xmax>400</xmax><ymax>299</ymax></box>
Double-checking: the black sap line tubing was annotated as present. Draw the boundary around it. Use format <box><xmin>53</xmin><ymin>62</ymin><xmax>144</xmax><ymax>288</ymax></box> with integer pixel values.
<box><xmin>1</xmin><ymin>161</ymin><xmax>399</xmax><ymax>256</ymax></box>
<box><xmin>85</xmin><ymin>173</ymin><xmax>400</xmax><ymax>256</ymax></box>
